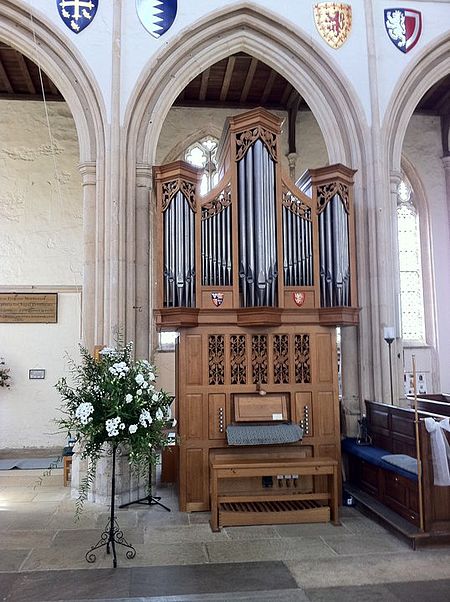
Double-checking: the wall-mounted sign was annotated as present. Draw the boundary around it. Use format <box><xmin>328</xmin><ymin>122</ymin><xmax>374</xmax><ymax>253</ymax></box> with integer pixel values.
<box><xmin>0</xmin><ymin>294</ymin><xmax>58</xmax><ymax>323</ymax></box>
<box><xmin>29</xmin><ymin>369</ymin><xmax>46</xmax><ymax>380</ymax></box>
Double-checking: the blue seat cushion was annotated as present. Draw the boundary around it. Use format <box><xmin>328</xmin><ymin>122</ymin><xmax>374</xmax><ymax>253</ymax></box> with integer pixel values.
<box><xmin>342</xmin><ymin>438</ymin><xmax>417</xmax><ymax>481</ymax></box>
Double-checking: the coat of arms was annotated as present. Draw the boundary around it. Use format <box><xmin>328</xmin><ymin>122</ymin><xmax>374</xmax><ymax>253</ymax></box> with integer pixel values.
<box><xmin>211</xmin><ymin>293</ymin><xmax>224</xmax><ymax>307</ymax></box>
<box><xmin>313</xmin><ymin>3</ymin><xmax>352</xmax><ymax>49</ymax></box>
<box><xmin>384</xmin><ymin>9</ymin><xmax>422</xmax><ymax>54</ymax></box>
<box><xmin>136</xmin><ymin>0</ymin><xmax>177</xmax><ymax>39</ymax></box>
<box><xmin>293</xmin><ymin>292</ymin><xmax>306</xmax><ymax>307</ymax></box>
<box><xmin>56</xmin><ymin>0</ymin><xmax>98</xmax><ymax>34</ymax></box>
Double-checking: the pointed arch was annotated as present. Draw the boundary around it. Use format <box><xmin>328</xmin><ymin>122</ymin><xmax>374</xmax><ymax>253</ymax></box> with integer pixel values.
<box><xmin>385</xmin><ymin>33</ymin><xmax>450</xmax><ymax>170</ymax></box>
<box><xmin>0</xmin><ymin>0</ymin><xmax>106</xmax><ymax>162</ymax></box>
<box><xmin>124</xmin><ymin>3</ymin><xmax>368</xmax><ymax>169</ymax></box>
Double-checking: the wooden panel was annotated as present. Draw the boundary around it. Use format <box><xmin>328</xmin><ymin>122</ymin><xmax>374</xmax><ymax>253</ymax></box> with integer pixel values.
<box><xmin>314</xmin><ymin>391</ymin><xmax>337</xmax><ymax>437</ymax></box>
<box><xmin>316</xmin><ymin>333</ymin><xmax>333</xmax><ymax>382</ymax></box>
<box><xmin>184</xmin><ymin>394</ymin><xmax>204</xmax><ymax>440</ymax></box>
<box><xmin>233</xmin><ymin>393</ymin><xmax>289</xmax><ymax>422</ymax></box>
<box><xmin>185</xmin><ymin>335</ymin><xmax>203</xmax><ymax>385</ymax></box>
<box><xmin>295</xmin><ymin>391</ymin><xmax>313</xmax><ymax>436</ymax></box>
<box><xmin>318</xmin><ymin>444</ymin><xmax>337</xmax><ymax>460</ymax></box>
<box><xmin>186</xmin><ymin>448</ymin><xmax>208</xmax><ymax>509</ymax></box>
<box><xmin>209</xmin><ymin>393</ymin><xmax>227</xmax><ymax>440</ymax></box>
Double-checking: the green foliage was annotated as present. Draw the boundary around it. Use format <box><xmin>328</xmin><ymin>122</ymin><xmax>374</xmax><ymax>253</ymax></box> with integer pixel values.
<box><xmin>56</xmin><ymin>342</ymin><xmax>172</xmax><ymax>516</ymax></box>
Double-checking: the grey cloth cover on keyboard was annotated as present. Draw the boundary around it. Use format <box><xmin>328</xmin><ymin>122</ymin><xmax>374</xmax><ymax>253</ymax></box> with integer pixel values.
<box><xmin>226</xmin><ymin>424</ymin><xmax>303</xmax><ymax>446</ymax></box>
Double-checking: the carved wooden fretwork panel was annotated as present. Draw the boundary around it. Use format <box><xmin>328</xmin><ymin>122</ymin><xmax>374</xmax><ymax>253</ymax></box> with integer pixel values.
<box><xmin>316</xmin><ymin>183</ymin><xmax>349</xmax><ymax>214</ymax></box>
<box><xmin>235</xmin><ymin>127</ymin><xmax>278</xmax><ymax>162</ymax></box>
<box><xmin>294</xmin><ymin>334</ymin><xmax>311</xmax><ymax>383</ymax></box>
<box><xmin>162</xmin><ymin>179</ymin><xmax>197</xmax><ymax>212</ymax></box>
<box><xmin>252</xmin><ymin>335</ymin><xmax>268</xmax><ymax>384</ymax></box>
<box><xmin>282</xmin><ymin>187</ymin><xmax>312</xmax><ymax>220</ymax></box>
<box><xmin>230</xmin><ymin>335</ymin><xmax>247</xmax><ymax>385</ymax></box>
<box><xmin>201</xmin><ymin>184</ymin><xmax>232</xmax><ymax>219</ymax></box>
<box><xmin>273</xmin><ymin>335</ymin><xmax>290</xmax><ymax>384</ymax></box>
<box><xmin>208</xmin><ymin>335</ymin><xmax>225</xmax><ymax>385</ymax></box>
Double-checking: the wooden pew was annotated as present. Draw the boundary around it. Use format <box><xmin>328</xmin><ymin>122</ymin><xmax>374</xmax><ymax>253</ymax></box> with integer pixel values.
<box><xmin>343</xmin><ymin>400</ymin><xmax>450</xmax><ymax>546</ymax></box>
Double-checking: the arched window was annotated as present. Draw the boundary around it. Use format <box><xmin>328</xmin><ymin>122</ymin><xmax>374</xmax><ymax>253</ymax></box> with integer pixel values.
<box><xmin>185</xmin><ymin>136</ymin><xmax>219</xmax><ymax>194</ymax></box>
<box><xmin>397</xmin><ymin>177</ymin><xmax>425</xmax><ymax>342</ymax></box>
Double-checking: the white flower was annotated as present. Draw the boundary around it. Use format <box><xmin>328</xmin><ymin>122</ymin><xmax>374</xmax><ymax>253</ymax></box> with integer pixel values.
<box><xmin>142</xmin><ymin>381</ymin><xmax>148</xmax><ymax>389</ymax></box>
<box><xmin>135</xmin><ymin>374</ymin><xmax>145</xmax><ymax>385</ymax></box>
<box><xmin>99</xmin><ymin>347</ymin><xmax>116</xmax><ymax>356</ymax></box>
<box><xmin>152</xmin><ymin>393</ymin><xmax>159</xmax><ymax>402</ymax></box>
<box><xmin>105</xmin><ymin>416</ymin><xmax>121</xmax><ymax>437</ymax></box>
<box><xmin>129</xmin><ymin>424</ymin><xmax>138</xmax><ymax>434</ymax></box>
<box><xmin>75</xmin><ymin>402</ymin><xmax>94</xmax><ymax>425</ymax></box>
<box><xmin>125</xmin><ymin>394</ymin><xmax>133</xmax><ymax>404</ymax></box>
<box><xmin>119</xmin><ymin>423</ymin><xmax>125</xmax><ymax>430</ymax></box>
<box><xmin>139</xmin><ymin>409</ymin><xmax>153</xmax><ymax>428</ymax></box>
<box><xmin>148</xmin><ymin>372</ymin><xmax>156</xmax><ymax>381</ymax></box>
<box><xmin>136</xmin><ymin>389</ymin><xmax>142</xmax><ymax>396</ymax></box>
<box><xmin>156</xmin><ymin>408</ymin><xmax>164</xmax><ymax>421</ymax></box>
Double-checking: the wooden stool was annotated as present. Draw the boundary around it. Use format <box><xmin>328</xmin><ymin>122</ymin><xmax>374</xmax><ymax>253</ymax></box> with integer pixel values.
<box><xmin>63</xmin><ymin>455</ymin><xmax>72</xmax><ymax>487</ymax></box>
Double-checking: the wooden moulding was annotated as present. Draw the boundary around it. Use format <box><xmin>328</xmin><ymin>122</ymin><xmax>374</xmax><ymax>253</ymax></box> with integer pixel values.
<box><xmin>236</xmin><ymin>307</ymin><xmax>283</xmax><ymax>327</ymax></box>
<box><xmin>155</xmin><ymin>308</ymin><xmax>199</xmax><ymax>328</ymax></box>
<box><xmin>319</xmin><ymin>307</ymin><xmax>360</xmax><ymax>326</ymax></box>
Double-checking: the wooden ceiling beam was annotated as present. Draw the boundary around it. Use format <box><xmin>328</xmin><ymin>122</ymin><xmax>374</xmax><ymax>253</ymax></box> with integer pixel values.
<box><xmin>0</xmin><ymin>59</ymin><xmax>13</xmax><ymax>93</ymax></box>
<box><xmin>436</xmin><ymin>88</ymin><xmax>450</xmax><ymax>114</ymax></box>
<box><xmin>46</xmin><ymin>76</ymin><xmax>59</xmax><ymax>97</ymax></box>
<box><xmin>260</xmin><ymin>70</ymin><xmax>277</xmax><ymax>105</ymax></box>
<box><xmin>219</xmin><ymin>57</ymin><xmax>236</xmax><ymax>102</ymax></box>
<box><xmin>16</xmin><ymin>52</ymin><xmax>36</xmax><ymax>95</ymax></box>
<box><xmin>280</xmin><ymin>81</ymin><xmax>292</xmax><ymax>107</ymax></box>
<box><xmin>199</xmin><ymin>67</ymin><xmax>210</xmax><ymax>102</ymax></box>
<box><xmin>240</xmin><ymin>58</ymin><xmax>258</xmax><ymax>104</ymax></box>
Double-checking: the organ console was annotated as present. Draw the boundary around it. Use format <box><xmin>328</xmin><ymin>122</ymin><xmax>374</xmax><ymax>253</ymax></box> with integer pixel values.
<box><xmin>154</xmin><ymin>107</ymin><xmax>358</xmax><ymax>525</ymax></box>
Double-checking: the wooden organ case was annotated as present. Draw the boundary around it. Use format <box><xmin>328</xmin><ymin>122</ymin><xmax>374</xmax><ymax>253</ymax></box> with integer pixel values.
<box><xmin>154</xmin><ymin>108</ymin><xmax>358</xmax><ymax>525</ymax></box>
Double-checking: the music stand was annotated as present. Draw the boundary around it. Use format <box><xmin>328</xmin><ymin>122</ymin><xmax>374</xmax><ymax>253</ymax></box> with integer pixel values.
<box><xmin>119</xmin><ymin>462</ymin><xmax>171</xmax><ymax>512</ymax></box>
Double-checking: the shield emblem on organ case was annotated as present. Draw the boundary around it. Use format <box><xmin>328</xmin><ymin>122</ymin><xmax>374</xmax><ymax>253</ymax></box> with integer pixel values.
<box><xmin>384</xmin><ymin>9</ymin><xmax>422</xmax><ymax>54</ymax></box>
<box><xmin>293</xmin><ymin>292</ymin><xmax>306</xmax><ymax>307</ymax></box>
<box><xmin>313</xmin><ymin>3</ymin><xmax>352</xmax><ymax>49</ymax></box>
<box><xmin>211</xmin><ymin>293</ymin><xmax>224</xmax><ymax>307</ymax></box>
<box><xmin>56</xmin><ymin>0</ymin><xmax>99</xmax><ymax>34</ymax></box>
<box><xmin>136</xmin><ymin>0</ymin><xmax>177</xmax><ymax>39</ymax></box>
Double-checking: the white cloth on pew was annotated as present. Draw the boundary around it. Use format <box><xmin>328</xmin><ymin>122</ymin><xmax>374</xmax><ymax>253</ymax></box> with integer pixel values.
<box><xmin>424</xmin><ymin>417</ymin><xmax>450</xmax><ymax>486</ymax></box>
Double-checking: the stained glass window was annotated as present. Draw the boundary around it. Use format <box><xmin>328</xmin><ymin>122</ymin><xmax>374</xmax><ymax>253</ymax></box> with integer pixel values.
<box><xmin>185</xmin><ymin>137</ymin><xmax>219</xmax><ymax>195</ymax></box>
<box><xmin>397</xmin><ymin>178</ymin><xmax>425</xmax><ymax>342</ymax></box>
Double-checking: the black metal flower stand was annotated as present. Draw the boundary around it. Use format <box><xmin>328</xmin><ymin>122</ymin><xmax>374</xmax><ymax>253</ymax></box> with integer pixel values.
<box><xmin>85</xmin><ymin>444</ymin><xmax>136</xmax><ymax>568</ymax></box>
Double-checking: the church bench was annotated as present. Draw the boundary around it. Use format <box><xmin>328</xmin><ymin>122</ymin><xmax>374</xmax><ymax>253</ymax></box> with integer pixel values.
<box><xmin>343</xmin><ymin>400</ymin><xmax>450</xmax><ymax>537</ymax></box>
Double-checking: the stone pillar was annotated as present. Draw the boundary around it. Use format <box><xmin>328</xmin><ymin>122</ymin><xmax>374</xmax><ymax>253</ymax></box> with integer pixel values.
<box><xmin>79</xmin><ymin>162</ymin><xmax>98</xmax><ymax>352</ymax></box>
<box><xmin>340</xmin><ymin>326</ymin><xmax>361</xmax><ymax>436</ymax></box>
<box><xmin>443</xmin><ymin>155</ymin><xmax>450</xmax><ymax>244</ymax></box>
<box><xmin>134</xmin><ymin>165</ymin><xmax>152</xmax><ymax>359</ymax></box>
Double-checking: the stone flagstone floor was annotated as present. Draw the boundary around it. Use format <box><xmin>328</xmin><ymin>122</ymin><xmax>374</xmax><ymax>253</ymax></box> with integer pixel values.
<box><xmin>1</xmin><ymin>467</ymin><xmax>450</xmax><ymax>601</ymax></box>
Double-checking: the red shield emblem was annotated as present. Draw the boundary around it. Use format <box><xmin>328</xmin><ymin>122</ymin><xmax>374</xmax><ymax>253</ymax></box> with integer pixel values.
<box><xmin>211</xmin><ymin>293</ymin><xmax>224</xmax><ymax>307</ymax></box>
<box><xmin>293</xmin><ymin>292</ymin><xmax>306</xmax><ymax>307</ymax></box>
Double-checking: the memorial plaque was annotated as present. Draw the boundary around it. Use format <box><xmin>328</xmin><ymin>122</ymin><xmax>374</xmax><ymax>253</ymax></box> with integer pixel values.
<box><xmin>0</xmin><ymin>293</ymin><xmax>58</xmax><ymax>323</ymax></box>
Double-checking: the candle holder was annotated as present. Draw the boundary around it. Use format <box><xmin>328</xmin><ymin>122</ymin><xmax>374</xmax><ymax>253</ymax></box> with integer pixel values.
<box><xmin>383</xmin><ymin>327</ymin><xmax>395</xmax><ymax>405</ymax></box>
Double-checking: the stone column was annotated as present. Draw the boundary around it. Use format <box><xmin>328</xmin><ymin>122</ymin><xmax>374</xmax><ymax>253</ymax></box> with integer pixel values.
<box><xmin>79</xmin><ymin>162</ymin><xmax>98</xmax><ymax>352</ymax></box>
<box><xmin>135</xmin><ymin>165</ymin><xmax>152</xmax><ymax>359</ymax></box>
<box><xmin>340</xmin><ymin>326</ymin><xmax>360</xmax><ymax>436</ymax></box>
<box><xmin>443</xmin><ymin>155</ymin><xmax>450</xmax><ymax>243</ymax></box>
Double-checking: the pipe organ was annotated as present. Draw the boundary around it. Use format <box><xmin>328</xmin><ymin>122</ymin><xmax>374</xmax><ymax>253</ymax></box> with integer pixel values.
<box><xmin>154</xmin><ymin>108</ymin><xmax>358</xmax><ymax>521</ymax></box>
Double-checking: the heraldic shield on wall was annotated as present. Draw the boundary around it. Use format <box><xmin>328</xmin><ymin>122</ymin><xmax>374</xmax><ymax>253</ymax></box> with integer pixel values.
<box><xmin>56</xmin><ymin>0</ymin><xmax>99</xmax><ymax>33</ymax></box>
<box><xmin>313</xmin><ymin>3</ymin><xmax>352</xmax><ymax>49</ymax></box>
<box><xmin>137</xmin><ymin>0</ymin><xmax>178</xmax><ymax>39</ymax></box>
<box><xmin>384</xmin><ymin>9</ymin><xmax>422</xmax><ymax>53</ymax></box>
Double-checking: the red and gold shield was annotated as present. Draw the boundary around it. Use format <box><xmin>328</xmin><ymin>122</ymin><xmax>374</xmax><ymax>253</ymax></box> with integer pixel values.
<box><xmin>313</xmin><ymin>3</ymin><xmax>352</xmax><ymax>49</ymax></box>
<box><xmin>293</xmin><ymin>292</ymin><xmax>306</xmax><ymax>307</ymax></box>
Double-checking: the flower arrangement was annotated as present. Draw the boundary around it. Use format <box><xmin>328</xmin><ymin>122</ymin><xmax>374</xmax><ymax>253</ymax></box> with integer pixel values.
<box><xmin>0</xmin><ymin>358</ymin><xmax>10</xmax><ymax>388</ymax></box>
<box><xmin>56</xmin><ymin>342</ymin><xmax>173</xmax><ymax>515</ymax></box>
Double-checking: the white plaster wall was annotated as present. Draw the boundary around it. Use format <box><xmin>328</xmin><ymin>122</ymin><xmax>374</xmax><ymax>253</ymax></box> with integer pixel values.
<box><xmin>0</xmin><ymin>101</ymin><xmax>82</xmax><ymax>285</ymax></box>
<box><xmin>403</xmin><ymin>114</ymin><xmax>450</xmax><ymax>391</ymax></box>
<box><xmin>0</xmin><ymin>99</ymin><xmax>82</xmax><ymax>448</ymax></box>
<box><xmin>0</xmin><ymin>292</ymin><xmax>82</xmax><ymax>448</ymax></box>
<box><xmin>157</xmin><ymin>106</ymin><xmax>328</xmax><ymax>178</ymax></box>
